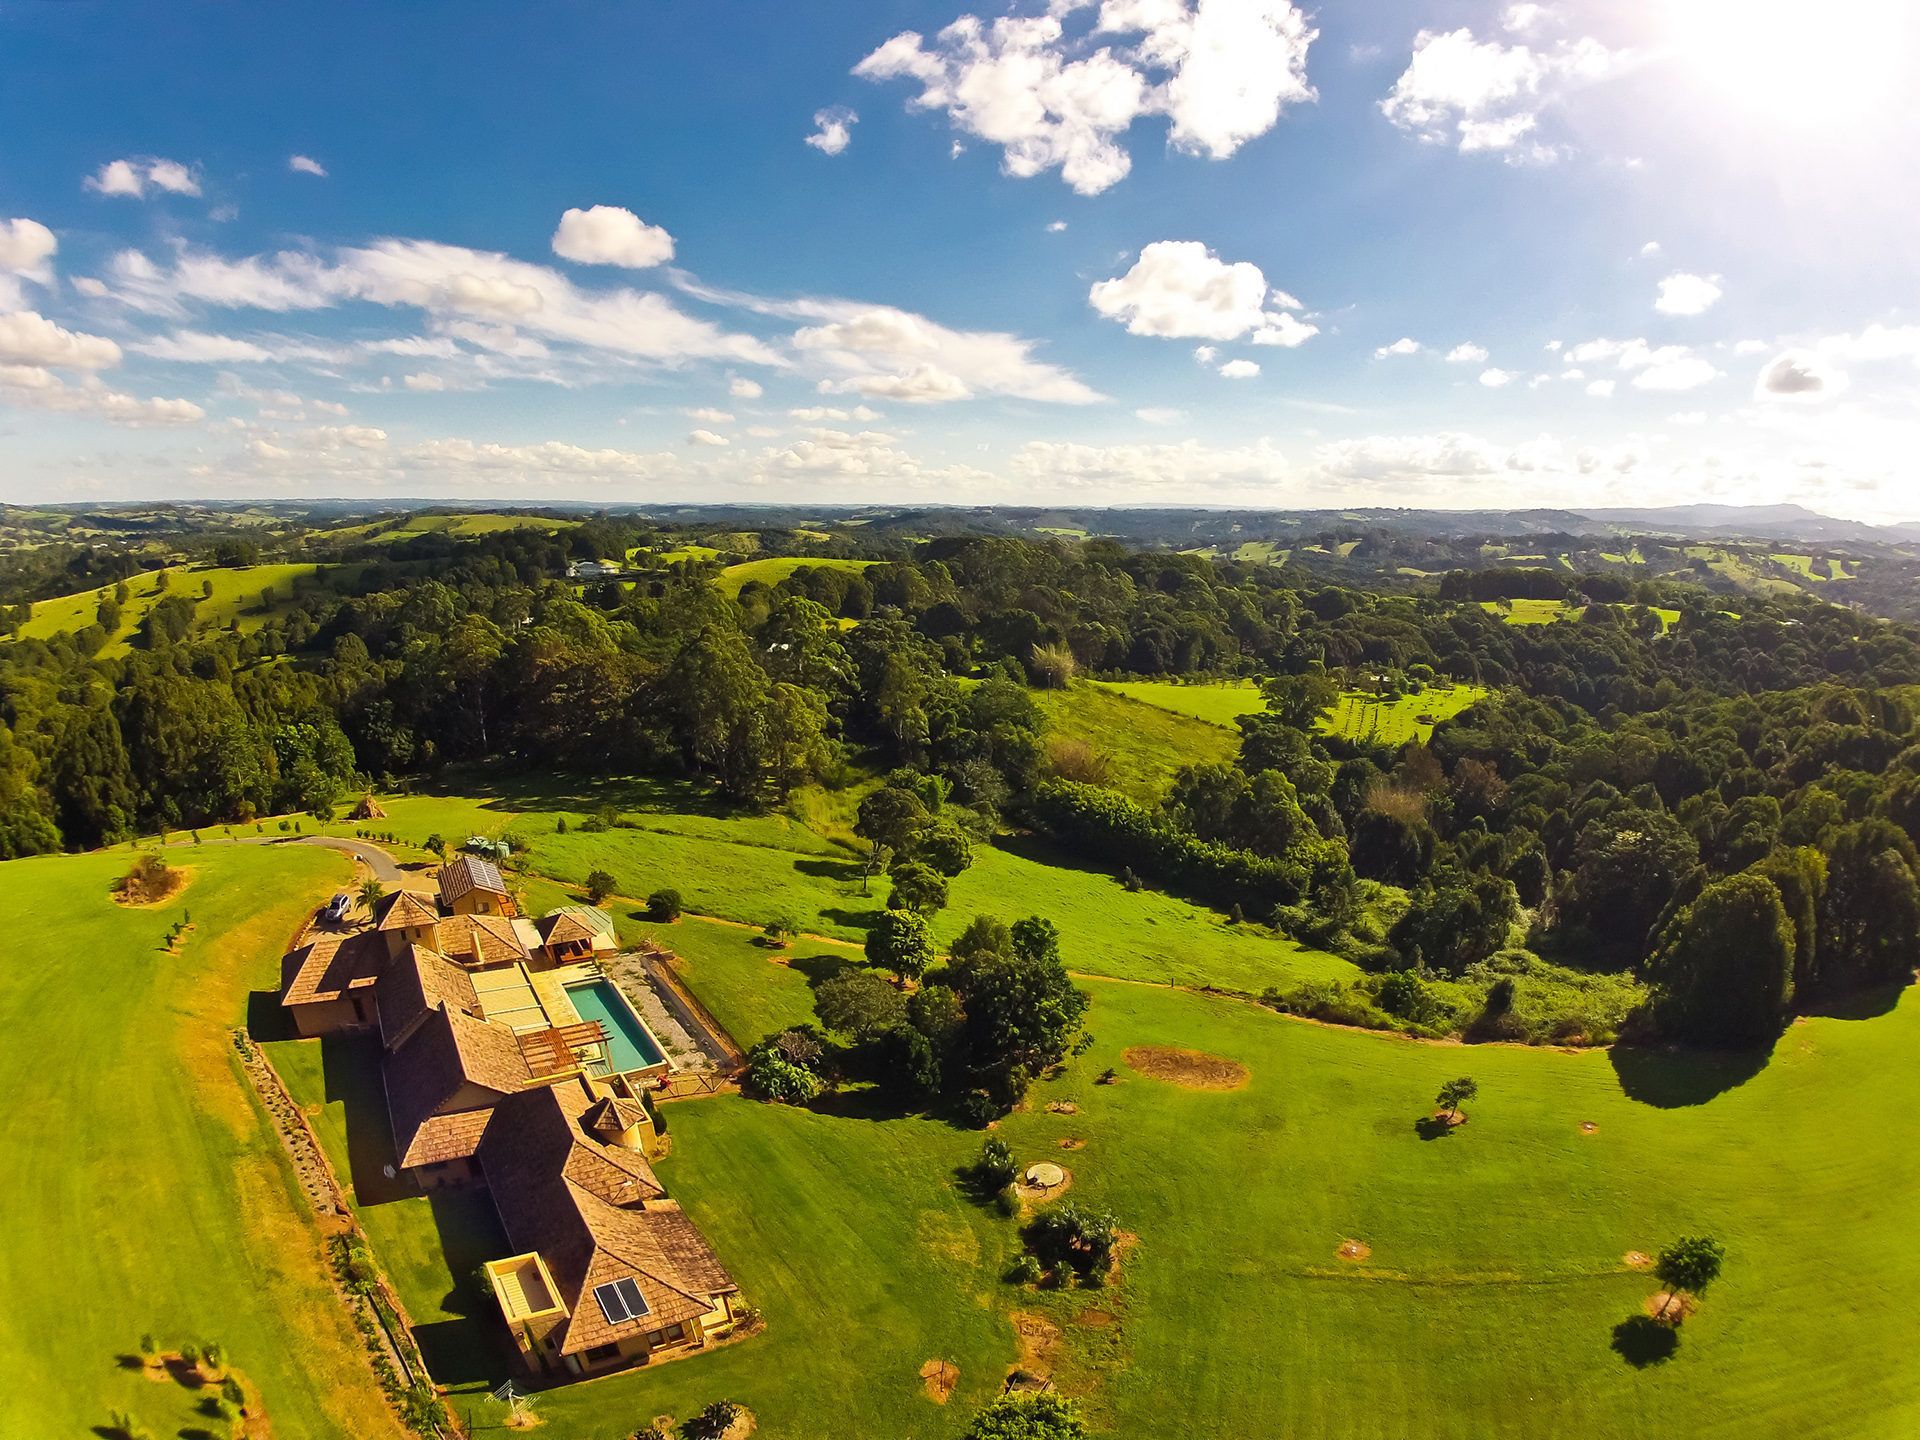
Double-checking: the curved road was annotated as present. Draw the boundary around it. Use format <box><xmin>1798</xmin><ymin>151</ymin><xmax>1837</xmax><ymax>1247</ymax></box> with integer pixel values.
<box><xmin>153</xmin><ymin>832</ymin><xmax>408</xmax><ymax>884</ymax></box>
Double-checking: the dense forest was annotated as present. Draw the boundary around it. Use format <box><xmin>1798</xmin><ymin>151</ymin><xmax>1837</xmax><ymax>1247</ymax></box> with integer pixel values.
<box><xmin>4</xmin><ymin>512</ymin><xmax>1918</xmax><ymax>1056</ymax></box>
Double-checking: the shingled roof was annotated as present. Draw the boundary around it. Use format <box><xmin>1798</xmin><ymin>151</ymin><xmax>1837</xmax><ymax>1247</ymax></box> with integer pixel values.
<box><xmin>376</xmin><ymin>944</ymin><xmax>481</xmax><ymax>1050</ymax></box>
<box><xmin>440</xmin><ymin>854</ymin><xmax>509</xmax><ymax>903</ymax></box>
<box><xmin>383</xmin><ymin>1003</ymin><xmax>533</xmax><ymax>1169</ymax></box>
<box><xmin>375</xmin><ymin>889</ymin><xmax>442</xmax><ymax>932</ymax></box>
<box><xmin>280</xmin><ymin>930</ymin><xmax>384</xmax><ymax>1008</ymax></box>
<box><xmin>435</xmin><ymin>912</ymin><xmax>530</xmax><ymax>969</ymax></box>
<box><xmin>478</xmin><ymin>1080</ymin><xmax>733</xmax><ymax>1355</ymax></box>
<box><xmin>536</xmin><ymin>910</ymin><xmax>599</xmax><ymax>948</ymax></box>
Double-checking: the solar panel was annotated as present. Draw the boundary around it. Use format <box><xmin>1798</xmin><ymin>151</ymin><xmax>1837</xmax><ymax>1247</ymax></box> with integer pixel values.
<box><xmin>592</xmin><ymin>1277</ymin><xmax>650</xmax><ymax>1325</ymax></box>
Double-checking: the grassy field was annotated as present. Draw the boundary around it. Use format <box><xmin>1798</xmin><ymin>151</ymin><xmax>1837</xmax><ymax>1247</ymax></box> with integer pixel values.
<box><xmin>1481</xmin><ymin>597</ymin><xmax>1580</xmax><ymax>625</ymax></box>
<box><xmin>1035</xmin><ymin>681</ymin><xmax>1237</xmax><ymax>800</ymax></box>
<box><xmin>11</xmin><ymin>561</ymin><xmax>324</xmax><ymax>651</ymax></box>
<box><xmin>1092</xmin><ymin>679</ymin><xmax>1268</xmax><ymax>729</ymax></box>
<box><xmin>292</xmin><ymin>941</ymin><xmax>1920</xmax><ymax>1439</ymax></box>
<box><xmin>715</xmin><ymin>555</ymin><xmax>876</xmax><ymax>598</ymax></box>
<box><xmin>1318</xmin><ymin>684</ymin><xmax>1487</xmax><ymax>746</ymax></box>
<box><xmin>330</xmin><ymin>512</ymin><xmax>579</xmax><ymax>544</ymax></box>
<box><xmin>0</xmin><ymin>845</ymin><xmax>404</xmax><ymax>1439</ymax></box>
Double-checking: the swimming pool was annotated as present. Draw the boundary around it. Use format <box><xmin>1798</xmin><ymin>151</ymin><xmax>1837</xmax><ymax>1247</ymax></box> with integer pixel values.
<box><xmin>564</xmin><ymin>978</ymin><xmax>668</xmax><ymax>1075</ymax></box>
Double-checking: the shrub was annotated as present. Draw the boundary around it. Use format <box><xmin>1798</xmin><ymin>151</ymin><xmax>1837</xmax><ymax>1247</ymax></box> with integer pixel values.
<box><xmin>683</xmin><ymin>1398</ymin><xmax>744</xmax><ymax>1440</ymax></box>
<box><xmin>962</xmin><ymin>1390</ymin><xmax>1085</xmax><ymax>1440</ymax></box>
<box><xmin>1007</xmin><ymin>1253</ymin><xmax>1044</xmax><ymax>1284</ymax></box>
<box><xmin>585</xmin><ymin>869</ymin><xmax>618</xmax><ymax>904</ymax></box>
<box><xmin>1024</xmin><ymin>1199</ymin><xmax>1119</xmax><ymax>1278</ymax></box>
<box><xmin>974</xmin><ymin>1136</ymin><xmax>1017</xmax><ymax>1190</ymax></box>
<box><xmin>743</xmin><ymin>1045</ymin><xmax>821</xmax><ymax>1105</ymax></box>
<box><xmin>648</xmin><ymin>888</ymin><xmax>683</xmax><ymax>921</ymax></box>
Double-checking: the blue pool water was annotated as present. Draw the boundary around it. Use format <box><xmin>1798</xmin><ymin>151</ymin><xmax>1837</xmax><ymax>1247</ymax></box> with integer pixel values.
<box><xmin>565</xmin><ymin>979</ymin><xmax>667</xmax><ymax>1073</ymax></box>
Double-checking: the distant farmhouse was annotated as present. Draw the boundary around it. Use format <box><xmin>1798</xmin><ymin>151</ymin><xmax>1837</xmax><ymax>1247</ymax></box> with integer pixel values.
<box><xmin>279</xmin><ymin>854</ymin><xmax>741</xmax><ymax>1380</ymax></box>
<box><xmin>566</xmin><ymin>558</ymin><xmax>624</xmax><ymax>581</ymax></box>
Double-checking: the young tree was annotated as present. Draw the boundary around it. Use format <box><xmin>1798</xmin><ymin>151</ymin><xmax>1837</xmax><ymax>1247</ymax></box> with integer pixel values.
<box><xmin>357</xmin><ymin>876</ymin><xmax>386</xmax><ymax>913</ymax></box>
<box><xmin>1435</xmin><ymin>1076</ymin><xmax>1478</xmax><ymax>1123</ymax></box>
<box><xmin>865</xmin><ymin>908</ymin><xmax>935</xmax><ymax>985</ymax></box>
<box><xmin>1654</xmin><ymin>1235</ymin><xmax>1726</xmax><ymax>1320</ymax></box>
<box><xmin>647</xmin><ymin>887</ymin><xmax>682</xmax><ymax>921</ymax></box>
<box><xmin>584</xmin><ymin>869</ymin><xmax>617</xmax><ymax>904</ymax></box>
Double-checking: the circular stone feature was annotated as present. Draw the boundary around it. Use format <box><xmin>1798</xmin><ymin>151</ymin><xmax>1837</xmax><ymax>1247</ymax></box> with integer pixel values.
<box><xmin>1025</xmin><ymin>1162</ymin><xmax>1066</xmax><ymax>1189</ymax></box>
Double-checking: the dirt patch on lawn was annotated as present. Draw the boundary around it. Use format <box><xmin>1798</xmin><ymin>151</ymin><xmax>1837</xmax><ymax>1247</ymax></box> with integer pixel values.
<box><xmin>1058</xmin><ymin>1137</ymin><xmax>1086</xmax><ymax>1150</ymax></box>
<box><xmin>1430</xmin><ymin>1109</ymin><xmax>1468</xmax><ymax>1128</ymax></box>
<box><xmin>919</xmin><ymin>1358</ymin><xmax>959</xmax><ymax>1404</ymax></box>
<box><xmin>113</xmin><ymin>860</ymin><xmax>192</xmax><ymax>907</ymax></box>
<box><xmin>1046</xmin><ymin>1100</ymin><xmax>1079</xmax><ymax>1115</ymax></box>
<box><xmin>1337</xmin><ymin>1239</ymin><xmax>1372</xmax><ymax>1262</ymax></box>
<box><xmin>1644</xmin><ymin>1292</ymin><xmax>1697</xmax><ymax>1324</ymax></box>
<box><xmin>1122</xmin><ymin>1045</ymin><xmax>1249</xmax><ymax>1091</ymax></box>
<box><xmin>1623</xmin><ymin>1250</ymin><xmax>1653</xmax><ymax>1270</ymax></box>
<box><xmin>1073</xmin><ymin>1307</ymin><xmax>1118</xmax><ymax>1329</ymax></box>
<box><xmin>1580</xmin><ymin>1121</ymin><xmax>1600</xmax><ymax>1134</ymax></box>
<box><xmin>1010</xmin><ymin>1310</ymin><xmax>1062</xmax><ymax>1379</ymax></box>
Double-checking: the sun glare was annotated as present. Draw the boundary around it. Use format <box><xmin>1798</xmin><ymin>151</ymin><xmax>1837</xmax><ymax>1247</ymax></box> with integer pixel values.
<box><xmin>1667</xmin><ymin>0</ymin><xmax>1914</xmax><ymax>126</ymax></box>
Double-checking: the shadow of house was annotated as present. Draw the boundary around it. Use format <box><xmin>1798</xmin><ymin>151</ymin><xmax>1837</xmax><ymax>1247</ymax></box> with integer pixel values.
<box><xmin>1607</xmin><ymin>1040</ymin><xmax>1773</xmax><ymax>1108</ymax></box>
<box><xmin>318</xmin><ymin>1030</ymin><xmax>417</xmax><ymax>1205</ymax></box>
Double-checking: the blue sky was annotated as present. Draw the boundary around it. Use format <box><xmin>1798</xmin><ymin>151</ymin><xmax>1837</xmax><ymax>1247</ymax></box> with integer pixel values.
<box><xmin>0</xmin><ymin>0</ymin><xmax>1916</xmax><ymax>518</ymax></box>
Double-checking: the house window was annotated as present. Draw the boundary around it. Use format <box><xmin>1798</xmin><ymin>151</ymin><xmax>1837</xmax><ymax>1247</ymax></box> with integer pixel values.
<box><xmin>664</xmin><ymin>1323</ymin><xmax>686</xmax><ymax>1342</ymax></box>
<box><xmin>584</xmin><ymin>1343</ymin><xmax>621</xmax><ymax>1363</ymax></box>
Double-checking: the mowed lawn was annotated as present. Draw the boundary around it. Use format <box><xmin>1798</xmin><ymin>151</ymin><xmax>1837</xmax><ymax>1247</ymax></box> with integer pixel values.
<box><xmin>1034</xmin><ymin>681</ymin><xmax>1237</xmax><ymax>800</ymax></box>
<box><xmin>0</xmin><ymin>845</ymin><xmax>403</xmax><ymax>1440</ymax></box>
<box><xmin>601</xmin><ymin>979</ymin><xmax>1920</xmax><ymax>1439</ymax></box>
<box><xmin>1093</xmin><ymin>678</ymin><xmax>1267</xmax><ymax>729</ymax></box>
<box><xmin>1318</xmin><ymin>684</ymin><xmax>1487</xmax><ymax>747</ymax></box>
<box><xmin>715</xmin><ymin>555</ymin><xmax>876</xmax><ymax>597</ymax></box>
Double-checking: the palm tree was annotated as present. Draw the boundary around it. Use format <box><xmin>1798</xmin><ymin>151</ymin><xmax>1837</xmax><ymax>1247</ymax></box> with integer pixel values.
<box><xmin>201</xmin><ymin>1340</ymin><xmax>225</xmax><ymax>1376</ymax></box>
<box><xmin>357</xmin><ymin>877</ymin><xmax>386</xmax><ymax>914</ymax></box>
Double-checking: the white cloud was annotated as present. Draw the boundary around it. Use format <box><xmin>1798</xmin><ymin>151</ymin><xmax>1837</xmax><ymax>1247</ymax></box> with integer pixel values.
<box><xmin>685</xmin><ymin>406</ymin><xmax>734</xmax><ymax>424</ymax></box>
<box><xmin>551</xmin><ymin>205</ymin><xmax>676</xmax><ymax>269</ymax></box>
<box><xmin>1134</xmin><ymin>406</ymin><xmax>1185</xmax><ymax>423</ymax></box>
<box><xmin>0</xmin><ymin>311</ymin><xmax>122</xmax><ymax>370</ymax></box>
<box><xmin>729</xmin><ymin>375</ymin><xmax>765</xmax><ymax>400</ymax></box>
<box><xmin>109</xmin><ymin>237</ymin><xmax>777</xmax><ymax>367</ymax></box>
<box><xmin>1639</xmin><ymin>240</ymin><xmax>1662</xmax><ymax>257</ymax></box>
<box><xmin>0</xmin><ymin>366</ymin><xmax>202</xmax><ymax>427</ymax></box>
<box><xmin>1193</xmin><ymin>344</ymin><xmax>1219</xmax><ymax>364</ymax></box>
<box><xmin>72</xmin><ymin>276</ymin><xmax>109</xmax><ymax>298</ymax></box>
<box><xmin>87</xmin><ymin>157</ymin><xmax>202</xmax><ymax>198</ymax></box>
<box><xmin>1090</xmin><ymin>240</ymin><xmax>1312</xmax><ymax>347</ymax></box>
<box><xmin>1375</xmin><ymin>336</ymin><xmax>1421</xmax><ymax>358</ymax></box>
<box><xmin>805</xmin><ymin>106</ymin><xmax>859</xmax><ymax>155</ymax></box>
<box><xmin>1446</xmin><ymin>341</ymin><xmax>1488</xmax><ymax>364</ymax></box>
<box><xmin>790</xmin><ymin>404</ymin><xmax>882</xmax><ymax>422</ymax></box>
<box><xmin>1820</xmin><ymin>323</ymin><xmax>1920</xmax><ymax>366</ymax></box>
<box><xmin>1563</xmin><ymin>336</ymin><xmax>1720</xmax><ymax>391</ymax></box>
<box><xmin>0</xmin><ymin>219</ymin><xmax>57</xmax><ymax>281</ymax></box>
<box><xmin>134</xmin><ymin>330</ymin><xmax>272</xmax><ymax>363</ymax></box>
<box><xmin>1503</xmin><ymin>3</ymin><xmax>1548</xmax><ymax>35</ymax></box>
<box><xmin>1046</xmin><ymin>220</ymin><xmax>1068</xmax><ymax>232</ymax></box>
<box><xmin>855</xmin><ymin>1</ymin><xmax>1317</xmax><ymax>195</ymax></box>
<box><xmin>688</xmin><ymin>428</ymin><xmax>731</xmax><ymax>446</ymax></box>
<box><xmin>1218</xmin><ymin>357</ymin><xmax>1260</xmax><ymax>379</ymax></box>
<box><xmin>1656</xmin><ymin>272</ymin><xmax>1722</xmax><ymax>316</ymax></box>
<box><xmin>1586</xmin><ymin>378</ymin><xmax>1616</xmax><ymax>398</ymax></box>
<box><xmin>794</xmin><ymin>301</ymin><xmax>1100</xmax><ymax>403</ymax></box>
<box><xmin>1380</xmin><ymin>27</ymin><xmax>1616</xmax><ymax>159</ymax></box>
<box><xmin>1011</xmin><ymin>436</ymin><xmax>1289</xmax><ymax>492</ymax></box>
<box><xmin>1479</xmin><ymin>367</ymin><xmax>1515</xmax><ymax>387</ymax></box>
<box><xmin>1757</xmin><ymin>350</ymin><xmax>1846</xmax><ymax>401</ymax></box>
<box><xmin>403</xmin><ymin>372</ymin><xmax>447</xmax><ymax>392</ymax></box>
<box><xmin>289</xmin><ymin>155</ymin><xmax>329</xmax><ymax>177</ymax></box>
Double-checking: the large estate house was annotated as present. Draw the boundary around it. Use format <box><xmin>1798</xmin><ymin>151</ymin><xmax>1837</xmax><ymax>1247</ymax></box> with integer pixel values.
<box><xmin>278</xmin><ymin>853</ymin><xmax>741</xmax><ymax>1380</ymax></box>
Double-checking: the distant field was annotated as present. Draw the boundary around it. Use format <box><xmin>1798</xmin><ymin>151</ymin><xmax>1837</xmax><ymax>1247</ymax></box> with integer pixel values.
<box><xmin>331</xmin><ymin>512</ymin><xmax>578</xmax><ymax>544</ymax></box>
<box><xmin>1318</xmin><ymin>683</ymin><xmax>1487</xmax><ymax>746</ymax></box>
<box><xmin>647</xmin><ymin>542</ymin><xmax>722</xmax><ymax>563</ymax></box>
<box><xmin>1232</xmin><ymin>541</ymin><xmax>1288</xmax><ymax>565</ymax></box>
<box><xmin>1093</xmin><ymin>678</ymin><xmax>1268</xmax><ymax>729</ymax></box>
<box><xmin>1482</xmin><ymin>598</ymin><xmax>1580</xmax><ymax>625</ymax></box>
<box><xmin>715</xmin><ymin>555</ymin><xmax>876</xmax><ymax>597</ymax></box>
<box><xmin>11</xmin><ymin>562</ymin><xmax>324</xmax><ymax>652</ymax></box>
<box><xmin>1035</xmin><ymin>680</ymin><xmax>1238</xmax><ymax>801</ymax></box>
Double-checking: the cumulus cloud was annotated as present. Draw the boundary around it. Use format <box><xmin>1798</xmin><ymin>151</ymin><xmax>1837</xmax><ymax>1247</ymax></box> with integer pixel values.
<box><xmin>1479</xmin><ymin>367</ymin><xmax>1515</xmax><ymax>387</ymax></box>
<box><xmin>1586</xmin><ymin>378</ymin><xmax>1615</xmax><ymax>398</ymax></box>
<box><xmin>1380</xmin><ymin>27</ymin><xmax>1616</xmax><ymax>159</ymax></box>
<box><xmin>1011</xmin><ymin>436</ymin><xmax>1289</xmax><ymax>492</ymax></box>
<box><xmin>289</xmin><ymin>155</ymin><xmax>329</xmax><ymax>177</ymax></box>
<box><xmin>1656</xmin><ymin>272</ymin><xmax>1722</xmax><ymax>316</ymax></box>
<box><xmin>551</xmin><ymin>205</ymin><xmax>676</xmax><ymax>269</ymax></box>
<box><xmin>1375</xmin><ymin>337</ymin><xmax>1421</xmax><ymax>358</ymax></box>
<box><xmin>805</xmin><ymin>107</ymin><xmax>859</xmax><ymax>155</ymax></box>
<box><xmin>1757</xmin><ymin>350</ymin><xmax>1846</xmax><ymax>401</ymax></box>
<box><xmin>0</xmin><ymin>366</ymin><xmax>202</xmax><ymax>427</ymax></box>
<box><xmin>1090</xmin><ymin>241</ymin><xmax>1314</xmax><ymax>348</ymax></box>
<box><xmin>403</xmin><ymin>372</ymin><xmax>447</xmax><ymax>392</ymax></box>
<box><xmin>1564</xmin><ymin>336</ymin><xmax>1720</xmax><ymax>391</ymax></box>
<box><xmin>855</xmin><ymin>0</ymin><xmax>1318</xmax><ymax>195</ymax></box>
<box><xmin>793</xmin><ymin>301</ymin><xmax>1100</xmax><ymax>404</ymax></box>
<box><xmin>0</xmin><ymin>219</ymin><xmax>57</xmax><ymax>282</ymax></box>
<box><xmin>729</xmin><ymin>375</ymin><xmax>765</xmax><ymax>400</ymax></box>
<box><xmin>1046</xmin><ymin>220</ymin><xmax>1069</xmax><ymax>233</ymax></box>
<box><xmin>687</xmin><ymin>428</ymin><xmax>731</xmax><ymax>446</ymax></box>
<box><xmin>684</xmin><ymin>406</ymin><xmax>734</xmax><ymax>424</ymax></box>
<box><xmin>0</xmin><ymin>311</ymin><xmax>123</xmax><ymax>370</ymax></box>
<box><xmin>1218</xmin><ymin>357</ymin><xmax>1260</xmax><ymax>378</ymax></box>
<box><xmin>86</xmin><ymin>157</ymin><xmax>202</xmax><ymax>198</ymax></box>
<box><xmin>1446</xmin><ymin>341</ymin><xmax>1488</xmax><ymax>364</ymax></box>
<box><xmin>790</xmin><ymin>404</ymin><xmax>881</xmax><ymax>422</ymax></box>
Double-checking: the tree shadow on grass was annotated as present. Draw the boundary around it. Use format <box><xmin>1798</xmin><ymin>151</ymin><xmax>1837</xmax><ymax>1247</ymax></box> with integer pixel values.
<box><xmin>1611</xmin><ymin>1315</ymin><xmax>1679</xmax><ymax>1367</ymax></box>
<box><xmin>1607</xmin><ymin>1041</ymin><xmax>1772</xmax><ymax>1109</ymax></box>
<box><xmin>793</xmin><ymin>856</ymin><xmax>866</xmax><ymax>883</ymax></box>
<box><xmin>791</xmin><ymin>951</ymin><xmax>860</xmax><ymax>986</ymax></box>
<box><xmin>818</xmin><ymin>906</ymin><xmax>884</xmax><ymax>934</ymax></box>
<box><xmin>1797</xmin><ymin>979</ymin><xmax>1907</xmax><ymax>1023</ymax></box>
<box><xmin>808</xmin><ymin>1083</ymin><xmax>922</xmax><ymax>1123</ymax></box>
<box><xmin>1413</xmin><ymin>1115</ymin><xmax>1458</xmax><ymax>1141</ymax></box>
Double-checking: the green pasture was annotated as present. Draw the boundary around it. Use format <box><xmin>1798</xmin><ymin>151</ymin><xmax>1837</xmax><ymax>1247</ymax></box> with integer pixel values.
<box><xmin>1091</xmin><ymin>679</ymin><xmax>1267</xmax><ymax>729</ymax></box>
<box><xmin>1317</xmin><ymin>684</ymin><xmax>1487</xmax><ymax>747</ymax></box>
<box><xmin>10</xmin><ymin>561</ymin><xmax>324</xmax><ymax>651</ymax></box>
<box><xmin>715</xmin><ymin>555</ymin><xmax>876</xmax><ymax>597</ymax></box>
<box><xmin>1034</xmin><ymin>681</ymin><xmax>1237</xmax><ymax>800</ymax></box>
